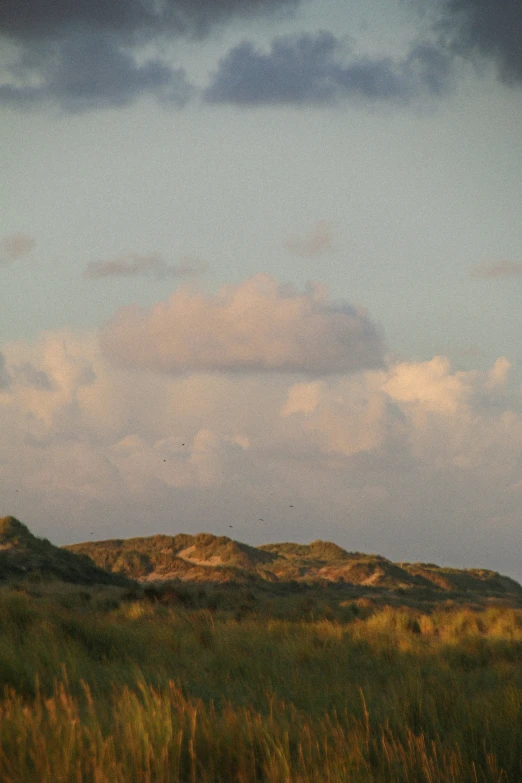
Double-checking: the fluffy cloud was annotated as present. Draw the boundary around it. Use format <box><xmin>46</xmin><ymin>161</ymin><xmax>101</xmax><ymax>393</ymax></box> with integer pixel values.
<box><xmin>487</xmin><ymin>357</ymin><xmax>511</xmax><ymax>388</ymax></box>
<box><xmin>1</xmin><ymin>334</ymin><xmax>96</xmax><ymax>435</ymax></box>
<box><xmin>282</xmin><ymin>376</ymin><xmax>408</xmax><ymax>458</ymax></box>
<box><xmin>280</xmin><ymin>381</ymin><xmax>324</xmax><ymax>416</ymax></box>
<box><xmin>111</xmin><ymin>429</ymin><xmax>243</xmax><ymax>489</ymax></box>
<box><xmin>84</xmin><ymin>253</ymin><xmax>201</xmax><ymax>280</ymax></box>
<box><xmin>0</xmin><ymin>332</ymin><xmax>273</xmax><ymax>536</ymax></box>
<box><xmin>0</xmin><ymin>233</ymin><xmax>35</xmax><ymax>264</ymax></box>
<box><xmin>2</xmin><ymin>327</ymin><xmax>522</xmax><ymax>577</ymax></box>
<box><xmin>204</xmin><ymin>33</ymin><xmax>453</xmax><ymax>105</ymax></box>
<box><xmin>381</xmin><ymin>356</ymin><xmax>473</xmax><ymax>414</ymax></box>
<box><xmin>285</xmin><ymin>221</ymin><xmax>333</xmax><ymax>258</ymax></box>
<box><xmin>100</xmin><ymin>274</ymin><xmax>385</xmax><ymax>375</ymax></box>
<box><xmin>277</xmin><ymin>355</ymin><xmax>522</xmax><ymax>507</ymax></box>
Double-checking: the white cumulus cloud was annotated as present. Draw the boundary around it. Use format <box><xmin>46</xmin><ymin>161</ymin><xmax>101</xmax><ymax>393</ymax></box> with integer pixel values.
<box><xmin>100</xmin><ymin>274</ymin><xmax>385</xmax><ymax>375</ymax></box>
<box><xmin>2</xmin><ymin>327</ymin><xmax>522</xmax><ymax>578</ymax></box>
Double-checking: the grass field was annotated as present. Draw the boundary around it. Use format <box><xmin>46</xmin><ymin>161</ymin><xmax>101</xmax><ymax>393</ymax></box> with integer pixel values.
<box><xmin>0</xmin><ymin>580</ymin><xmax>520</xmax><ymax>781</ymax></box>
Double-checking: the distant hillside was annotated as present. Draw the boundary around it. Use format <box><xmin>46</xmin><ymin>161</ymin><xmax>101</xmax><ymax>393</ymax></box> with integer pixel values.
<box><xmin>66</xmin><ymin>532</ymin><xmax>274</xmax><ymax>584</ymax></box>
<box><xmin>0</xmin><ymin>517</ymin><xmax>131</xmax><ymax>586</ymax></box>
<box><xmin>64</xmin><ymin>531</ymin><xmax>522</xmax><ymax>600</ymax></box>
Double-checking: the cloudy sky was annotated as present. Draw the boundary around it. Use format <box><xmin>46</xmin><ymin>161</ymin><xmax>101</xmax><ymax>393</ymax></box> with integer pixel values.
<box><xmin>2</xmin><ymin>0</ymin><xmax>522</xmax><ymax>579</ymax></box>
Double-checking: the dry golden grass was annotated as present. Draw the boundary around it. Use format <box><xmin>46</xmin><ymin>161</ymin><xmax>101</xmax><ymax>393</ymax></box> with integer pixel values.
<box><xmin>0</xmin><ymin>582</ymin><xmax>520</xmax><ymax>780</ymax></box>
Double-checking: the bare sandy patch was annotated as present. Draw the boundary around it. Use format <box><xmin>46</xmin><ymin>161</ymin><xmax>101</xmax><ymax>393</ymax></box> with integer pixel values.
<box><xmin>177</xmin><ymin>546</ymin><xmax>223</xmax><ymax>567</ymax></box>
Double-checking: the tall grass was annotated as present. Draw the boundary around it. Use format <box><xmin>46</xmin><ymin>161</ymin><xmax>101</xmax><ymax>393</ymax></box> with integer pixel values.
<box><xmin>0</xmin><ymin>678</ymin><xmax>515</xmax><ymax>782</ymax></box>
<box><xmin>0</xmin><ymin>583</ymin><xmax>520</xmax><ymax>781</ymax></box>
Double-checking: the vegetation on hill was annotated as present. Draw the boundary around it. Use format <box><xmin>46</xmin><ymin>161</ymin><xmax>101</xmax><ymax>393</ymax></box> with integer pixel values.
<box><xmin>66</xmin><ymin>532</ymin><xmax>273</xmax><ymax>584</ymax></box>
<box><xmin>0</xmin><ymin>517</ymin><xmax>131</xmax><ymax>586</ymax></box>
<box><xmin>65</xmin><ymin>530</ymin><xmax>522</xmax><ymax>603</ymax></box>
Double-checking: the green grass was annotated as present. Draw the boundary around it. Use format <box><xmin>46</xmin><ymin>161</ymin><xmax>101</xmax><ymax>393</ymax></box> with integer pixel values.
<box><xmin>0</xmin><ymin>581</ymin><xmax>520</xmax><ymax>780</ymax></box>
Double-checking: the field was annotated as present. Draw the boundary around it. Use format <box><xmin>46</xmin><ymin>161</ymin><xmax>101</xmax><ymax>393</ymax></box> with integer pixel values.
<box><xmin>0</xmin><ymin>579</ymin><xmax>521</xmax><ymax>782</ymax></box>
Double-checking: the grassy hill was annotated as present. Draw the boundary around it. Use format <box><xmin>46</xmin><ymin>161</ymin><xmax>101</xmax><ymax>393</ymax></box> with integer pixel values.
<box><xmin>1</xmin><ymin>518</ymin><xmax>522</xmax><ymax>781</ymax></box>
<box><xmin>64</xmin><ymin>530</ymin><xmax>522</xmax><ymax>601</ymax></box>
<box><xmin>0</xmin><ymin>517</ymin><xmax>131</xmax><ymax>586</ymax></box>
<box><xmin>66</xmin><ymin>532</ymin><xmax>275</xmax><ymax>584</ymax></box>
<box><xmin>1</xmin><ymin>514</ymin><xmax>519</xmax><ymax>601</ymax></box>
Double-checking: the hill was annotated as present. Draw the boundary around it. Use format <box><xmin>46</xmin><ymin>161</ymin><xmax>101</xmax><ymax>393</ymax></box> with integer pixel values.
<box><xmin>66</xmin><ymin>532</ymin><xmax>275</xmax><ymax>584</ymax></box>
<box><xmin>1</xmin><ymin>515</ymin><xmax>518</xmax><ymax>600</ymax></box>
<box><xmin>64</xmin><ymin>530</ymin><xmax>522</xmax><ymax>601</ymax></box>
<box><xmin>0</xmin><ymin>517</ymin><xmax>131</xmax><ymax>586</ymax></box>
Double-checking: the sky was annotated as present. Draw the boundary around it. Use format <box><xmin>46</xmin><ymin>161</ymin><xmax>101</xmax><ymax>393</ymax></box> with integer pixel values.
<box><xmin>1</xmin><ymin>0</ymin><xmax>522</xmax><ymax>579</ymax></box>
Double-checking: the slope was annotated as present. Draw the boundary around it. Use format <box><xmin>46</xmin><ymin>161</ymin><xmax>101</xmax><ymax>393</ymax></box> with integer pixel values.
<box><xmin>0</xmin><ymin>517</ymin><xmax>131</xmax><ymax>586</ymax></box>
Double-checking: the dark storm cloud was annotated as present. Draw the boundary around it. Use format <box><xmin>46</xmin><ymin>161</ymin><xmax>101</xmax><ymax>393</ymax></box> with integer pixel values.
<box><xmin>438</xmin><ymin>0</ymin><xmax>522</xmax><ymax>83</ymax></box>
<box><xmin>1</xmin><ymin>31</ymin><xmax>193</xmax><ymax>111</ymax></box>
<box><xmin>47</xmin><ymin>33</ymin><xmax>190</xmax><ymax>111</ymax></box>
<box><xmin>0</xmin><ymin>0</ymin><xmax>298</xmax><ymax>111</ymax></box>
<box><xmin>0</xmin><ymin>0</ymin><xmax>300</xmax><ymax>43</ymax></box>
<box><xmin>204</xmin><ymin>32</ymin><xmax>454</xmax><ymax>105</ymax></box>
<box><xmin>0</xmin><ymin>84</ymin><xmax>40</xmax><ymax>108</ymax></box>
